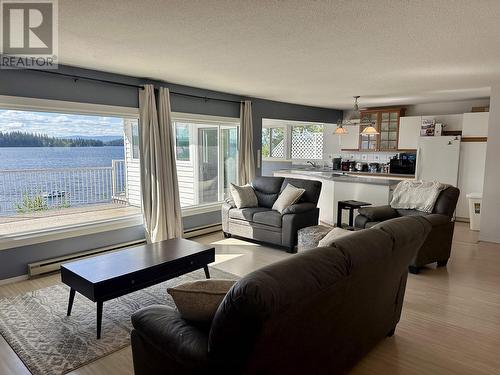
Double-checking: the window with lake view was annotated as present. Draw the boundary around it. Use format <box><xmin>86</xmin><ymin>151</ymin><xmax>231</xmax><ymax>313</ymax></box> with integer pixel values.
<box><xmin>0</xmin><ymin>108</ymin><xmax>142</xmax><ymax>236</ymax></box>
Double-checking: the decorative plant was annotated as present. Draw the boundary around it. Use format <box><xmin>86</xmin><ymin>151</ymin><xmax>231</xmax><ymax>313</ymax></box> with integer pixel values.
<box><xmin>15</xmin><ymin>194</ymin><xmax>48</xmax><ymax>213</ymax></box>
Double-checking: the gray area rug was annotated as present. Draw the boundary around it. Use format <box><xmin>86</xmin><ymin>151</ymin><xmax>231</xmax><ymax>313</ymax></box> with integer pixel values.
<box><xmin>0</xmin><ymin>267</ymin><xmax>237</xmax><ymax>375</ymax></box>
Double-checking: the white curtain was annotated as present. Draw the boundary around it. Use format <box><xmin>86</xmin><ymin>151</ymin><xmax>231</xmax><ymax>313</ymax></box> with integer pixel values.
<box><xmin>139</xmin><ymin>85</ymin><xmax>183</xmax><ymax>242</ymax></box>
<box><xmin>238</xmin><ymin>100</ymin><xmax>256</xmax><ymax>185</ymax></box>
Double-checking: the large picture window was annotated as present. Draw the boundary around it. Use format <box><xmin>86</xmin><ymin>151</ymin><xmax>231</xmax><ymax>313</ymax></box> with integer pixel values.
<box><xmin>0</xmin><ymin>105</ymin><xmax>142</xmax><ymax>239</ymax></box>
<box><xmin>172</xmin><ymin>114</ymin><xmax>239</xmax><ymax>208</ymax></box>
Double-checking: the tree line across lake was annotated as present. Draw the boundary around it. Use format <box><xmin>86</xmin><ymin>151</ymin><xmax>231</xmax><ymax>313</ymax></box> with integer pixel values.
<box><xmin>0</xmin><ymin>131</ymin><xmax>124</xmax><ymax>147</ymax></box>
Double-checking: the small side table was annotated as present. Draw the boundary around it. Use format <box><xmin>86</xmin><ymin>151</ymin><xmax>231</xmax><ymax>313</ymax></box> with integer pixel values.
<box><xmin>337</xmin><ymin>200</ymin><xmax>372</xmax><ymax>229</ymax></box>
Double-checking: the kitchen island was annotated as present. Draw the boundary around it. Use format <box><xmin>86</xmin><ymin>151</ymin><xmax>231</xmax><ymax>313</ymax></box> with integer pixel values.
<box><xmin>274</xmin><ymin>169</ymin><xmax>405</xmax><ymax>226</ymax></box>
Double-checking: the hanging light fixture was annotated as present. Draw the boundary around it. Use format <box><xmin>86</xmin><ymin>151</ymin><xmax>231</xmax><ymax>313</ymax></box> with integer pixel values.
<box><xmin>334</xmin><ymin>95</ymin><xmax>360</xmax><ymax>134</ymax></box>
<box><xmin>360</xmin><ymin>117</ymin><xmax>379</xmax><ymax>135</ymax></box>
<box><xmin>334</xmin><ymin>119</ymin><xmax>348</xmax><ymax>135</ymax></box>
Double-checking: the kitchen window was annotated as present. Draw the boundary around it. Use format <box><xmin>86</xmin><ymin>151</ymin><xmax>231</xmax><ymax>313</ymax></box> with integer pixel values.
<box><xmin>262</xmin><ymin>126</ymin><xmax>285</xmax><ymax>158</ymax></box>
<box><xmin>262</xmin><ymin>119</ymin><xmax>324</xmax><ymax>161</ymax></box>
<box><xmin>291</xmin><ymin>124</ymin><xmax>324</xmax><ymax>160</ymax></box>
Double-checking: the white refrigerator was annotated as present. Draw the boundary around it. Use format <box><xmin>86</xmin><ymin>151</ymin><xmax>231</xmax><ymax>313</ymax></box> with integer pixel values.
<box><xmin>415</xmin><ymin>136</ymin><xmax>461</xmax><ymax>186</ymax></box>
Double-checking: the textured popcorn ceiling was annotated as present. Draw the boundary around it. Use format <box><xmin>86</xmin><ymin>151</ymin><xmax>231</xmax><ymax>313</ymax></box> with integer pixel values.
<box><xmin>58</xmin><ymin>0</ymin><xmax>498</xmax><ymax>108</ymax></box>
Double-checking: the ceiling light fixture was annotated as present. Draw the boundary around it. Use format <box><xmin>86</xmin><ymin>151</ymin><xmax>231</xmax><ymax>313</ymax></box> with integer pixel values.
<box><xmin>334</xmin><ymin>95</ymin><xmax>362</xmax><ymax>134</ymax></box>
<box><xmin>334</xmin><ymin>119</ymin><xmax>348</xmax><ymax>135</ymax></box>
<box><xmin>360</xmin><ymin>117</ymin><xmax>379</xmax><ymax>135</ymax></box>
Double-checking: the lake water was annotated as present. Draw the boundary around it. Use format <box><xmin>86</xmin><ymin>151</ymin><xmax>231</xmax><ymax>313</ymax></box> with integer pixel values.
<box><xmin>0</xmin><ymin>147</ymin><xmax>127</xmax><ymax>215</ymax></box>
<box><xmin>0</xmin><ymin>146</ymin><xmax>125</xmax><ymax>170</ymax></box>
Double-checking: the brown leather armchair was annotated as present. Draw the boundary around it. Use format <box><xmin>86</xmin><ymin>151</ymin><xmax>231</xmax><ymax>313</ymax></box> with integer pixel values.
<box><xmin>355</xmin><ymin>186</ymin><xmax>460</xmax><ymax>274</ymax></box>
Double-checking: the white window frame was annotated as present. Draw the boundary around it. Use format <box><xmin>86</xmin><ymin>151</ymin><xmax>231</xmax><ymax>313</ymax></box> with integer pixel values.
<box><xmin>0</xmin><ymin>95</ymin><xmax>142</xmax><ymax>251</ymax></box>
<box><xmin>262</xmin><ymin>118</ymin><xmax>325</xmax><ymax>162</ymax></box>
<box><xmin>171</xmin><ymin>112</ymin><xmax>240</xmax><ymax>215</ymax></box>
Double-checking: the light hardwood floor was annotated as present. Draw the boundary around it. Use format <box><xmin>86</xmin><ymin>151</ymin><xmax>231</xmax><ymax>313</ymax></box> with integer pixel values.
<box><xmin>1</xmin><ymin>222</ymin><xmax>499</xmax><ymax>374</ymax></box>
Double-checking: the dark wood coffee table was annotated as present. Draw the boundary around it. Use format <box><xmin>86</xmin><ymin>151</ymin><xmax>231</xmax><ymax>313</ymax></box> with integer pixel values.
<box><xmin>61</xmin><ymin>238</ymin><xmax>215</xmax><ymax>339</ymax></box>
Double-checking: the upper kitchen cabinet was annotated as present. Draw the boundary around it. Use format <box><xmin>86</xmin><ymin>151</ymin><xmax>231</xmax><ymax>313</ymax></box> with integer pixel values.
<box><xmin>359</xmin><ymin>107</ymin><xmax>405</xmax><ymax>151</ymax></box>
<box><xmin>462</xmin><ymin>112</ymin><xmax>489</xmax><ymax>137</ymax></box>
<box><xmin>398</xmin><ymin>116</ymin><xmax>421</xmax><ymax>150</ymax></box>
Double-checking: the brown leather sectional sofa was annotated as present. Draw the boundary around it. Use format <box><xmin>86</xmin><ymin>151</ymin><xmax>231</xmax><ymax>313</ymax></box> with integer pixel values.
<box><xmin>131</xmin><ymin>215</ymin><xmax>432</xmax><ymax>374</ymax></box>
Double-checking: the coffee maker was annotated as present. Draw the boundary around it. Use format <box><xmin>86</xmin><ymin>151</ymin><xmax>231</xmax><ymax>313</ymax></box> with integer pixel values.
<box><xmin>332</xmin><ymin>158</ymin><xmax>342</xmax><ymax>170</ymax></box>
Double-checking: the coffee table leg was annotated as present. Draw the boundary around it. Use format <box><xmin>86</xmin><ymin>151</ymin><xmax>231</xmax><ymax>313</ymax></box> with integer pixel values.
<box><xmin>203</xmin><ymin>265</ymin><xmax>210</xmax><ymax>279</ymax></box>
<box><xmin>67</xmin><ymin>288</ymin><xmax>76</xmax><ymax>316</ymax></box>
<box><xmin>96</xmin><ymin>301</ymin><xmax>103</xmax><ymax>340</ymax></box>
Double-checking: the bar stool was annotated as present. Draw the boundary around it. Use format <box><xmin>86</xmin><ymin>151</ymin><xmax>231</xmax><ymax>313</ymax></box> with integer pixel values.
<box><xmin>337</xmin><ymin>200</ymin><xmax>371</xmax><ymax>229</ymax></box>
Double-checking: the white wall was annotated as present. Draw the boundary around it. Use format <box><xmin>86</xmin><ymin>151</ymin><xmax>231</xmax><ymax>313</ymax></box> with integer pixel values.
<box><xmin>405</xmin><ymin>99</ymin><xmax>490</xmax><ymax>116</ymax></box>
<box><xmin>343</xmin><ymin>99</ymin><xmax>490</xmax><ymax>119</ymax></box>
<box><xmin>323</xmin><ymin>122</ymin><xmax>342</xmax><ymax>159</ymax></box>
<box><xmin>479</xmin><ymin>85</ymin><xmax>500</xmax><ymax>243</ymax></box>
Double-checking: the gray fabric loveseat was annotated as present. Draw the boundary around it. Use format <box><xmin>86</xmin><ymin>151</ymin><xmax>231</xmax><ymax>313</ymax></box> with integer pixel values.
<box><xmin>222</xmin><ymin>176</ymin><xmax>322</xmax><ymax>252</ymax></box>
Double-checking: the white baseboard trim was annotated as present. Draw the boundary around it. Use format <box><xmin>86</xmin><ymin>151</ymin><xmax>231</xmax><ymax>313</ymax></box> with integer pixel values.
<box><xmin>0</xmin><ymin>274</ymin><xmax>29</xmax><ymax>286</ymax></box>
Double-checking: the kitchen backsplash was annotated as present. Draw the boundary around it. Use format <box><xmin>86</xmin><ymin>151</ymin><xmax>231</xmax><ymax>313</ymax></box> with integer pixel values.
<box><xmin>337</xmin><ymin>152</ymin><xmax>399</xmax><ymax>163</ymax></box>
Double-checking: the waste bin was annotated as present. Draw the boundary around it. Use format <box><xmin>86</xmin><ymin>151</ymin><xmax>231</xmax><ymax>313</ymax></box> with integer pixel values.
<box><xmin>466</xmin><ymin>193</ymin><xmax>482</xmax><ymax>231</ymax></box>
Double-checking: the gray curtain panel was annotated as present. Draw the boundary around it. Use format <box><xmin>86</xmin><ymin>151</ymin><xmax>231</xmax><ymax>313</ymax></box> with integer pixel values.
<box><xmin>139</xmin><ymin>85</ymin><xmax>183</xmax><ymax>242</ymax></box>
<box><xmin>238</xmin><ymin>100</ymin><xmax>256</xmax><ymax>185</ymax></box>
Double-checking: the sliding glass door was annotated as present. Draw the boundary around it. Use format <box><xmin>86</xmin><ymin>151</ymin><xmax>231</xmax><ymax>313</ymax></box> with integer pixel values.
<box><xmin>173</xmin><ymin>116</ymin><xmax>238</xmax><ymax>208</ymax></box>
<box><xmin>197</xmin><ymin>127</ymin><xmax>219</xmax><ymax>204</ymax></box>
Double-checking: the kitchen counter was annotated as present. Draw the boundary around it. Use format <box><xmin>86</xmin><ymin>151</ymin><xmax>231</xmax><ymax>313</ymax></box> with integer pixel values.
<box><xmin>275</xmin><ymin>169</ymin><xmax>402</xmax><ymax>186</ymax></box>
<box><xmin>345</xmin><ymin>171</ymin><xmax>415</xmax><ymax>179</ymax></box>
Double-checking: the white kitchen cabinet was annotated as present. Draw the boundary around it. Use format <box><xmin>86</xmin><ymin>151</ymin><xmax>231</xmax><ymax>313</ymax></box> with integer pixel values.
<box><xmin>456</xmin><ymin>141</ymin><xmax>487</xmax><ymax>219</ymax></box>
<box><xmin>462</xmin><ymin>112</ymin><xmax>489</xmax><ymax>137</ymax></box>
<box><xmin>398</xmin><ymin>116</ymin><xmax>421</xmax><ymax>149</ymax></box>
<box><xmin>340</xmin><ymin>124</ymin><xmax>360</xmax><ymax>149</ymax></box>
<box><xmin>434</xmin><ymin>114</ymin><xmax>463</xmax><ymax>132</ymax></box>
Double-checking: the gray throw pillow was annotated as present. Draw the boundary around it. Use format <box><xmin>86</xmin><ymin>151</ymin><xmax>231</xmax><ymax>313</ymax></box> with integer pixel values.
<box><xmin>230</xmin><ymin>183</ymin><xmax>258</xmax><ymax>209</ymax></box>
<box><xmin>167</xmin><ymin>279</ymin><xmax>236</xmax><ymax>322</ymax></box>
<box><xmin>317</xmin><ymin>227</ymin><xmax>354</xmax><ymax>247</ymax></box>
<box><xmin>272</xmin><ymin>183</ymin><xmax>306</xmax><ymax>214</ymax></box>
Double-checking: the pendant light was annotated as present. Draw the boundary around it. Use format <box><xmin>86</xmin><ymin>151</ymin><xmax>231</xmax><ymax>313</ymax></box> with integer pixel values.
<box><xmin>334</xmin><ymin>119</ymin><xmax>348</xmax><ymax>135</ymax></box>
<box><xmin>334</xmin><ymin>95</ymin><xmax>360</xmax><ymax>134</ymax></box>
<box><xmin>360</xmin><ymin>117</ymin><xmax>379</xmax><ymax>135</ymax></box>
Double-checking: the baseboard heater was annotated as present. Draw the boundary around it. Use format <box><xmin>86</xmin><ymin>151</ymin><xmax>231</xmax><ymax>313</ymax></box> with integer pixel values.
<box><xmin>27</xmin><ymin>223</ymin><xmax>222</xmax><ymax>277</ymax></box>
<box><xmin>28</xmin><ymin>239</ymin><xmax>146</xmax><ymax>277</ymax></box>
<box><xmin>183</xmin><ymin>223</ymin><xmax>222</xmax><ymax>238</ymax></box>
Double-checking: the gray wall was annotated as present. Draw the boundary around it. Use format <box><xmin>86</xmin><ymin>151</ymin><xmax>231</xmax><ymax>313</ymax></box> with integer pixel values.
<box><xmin>0</xmin><ymin>65</ymin><xmax>342</xmax><ymax>279</ymax></box>
<box><xmin>479</xmin><ymin>84</ymin><xmax>500</xmax><ymax>243</ymax></box>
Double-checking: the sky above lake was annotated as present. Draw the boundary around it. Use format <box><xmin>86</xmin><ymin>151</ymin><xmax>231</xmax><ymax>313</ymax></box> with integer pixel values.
<box><xmin>0</xmin><ymin>110</ymin><xmax>124</xmax><ymax>137</ymax></box>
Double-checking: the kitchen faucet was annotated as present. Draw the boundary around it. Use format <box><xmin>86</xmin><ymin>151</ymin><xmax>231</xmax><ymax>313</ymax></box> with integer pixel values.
<box><xmin>306</xmin><ymin>161</ymin><xmax>317</xmax><ymax>168</ymax></box>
